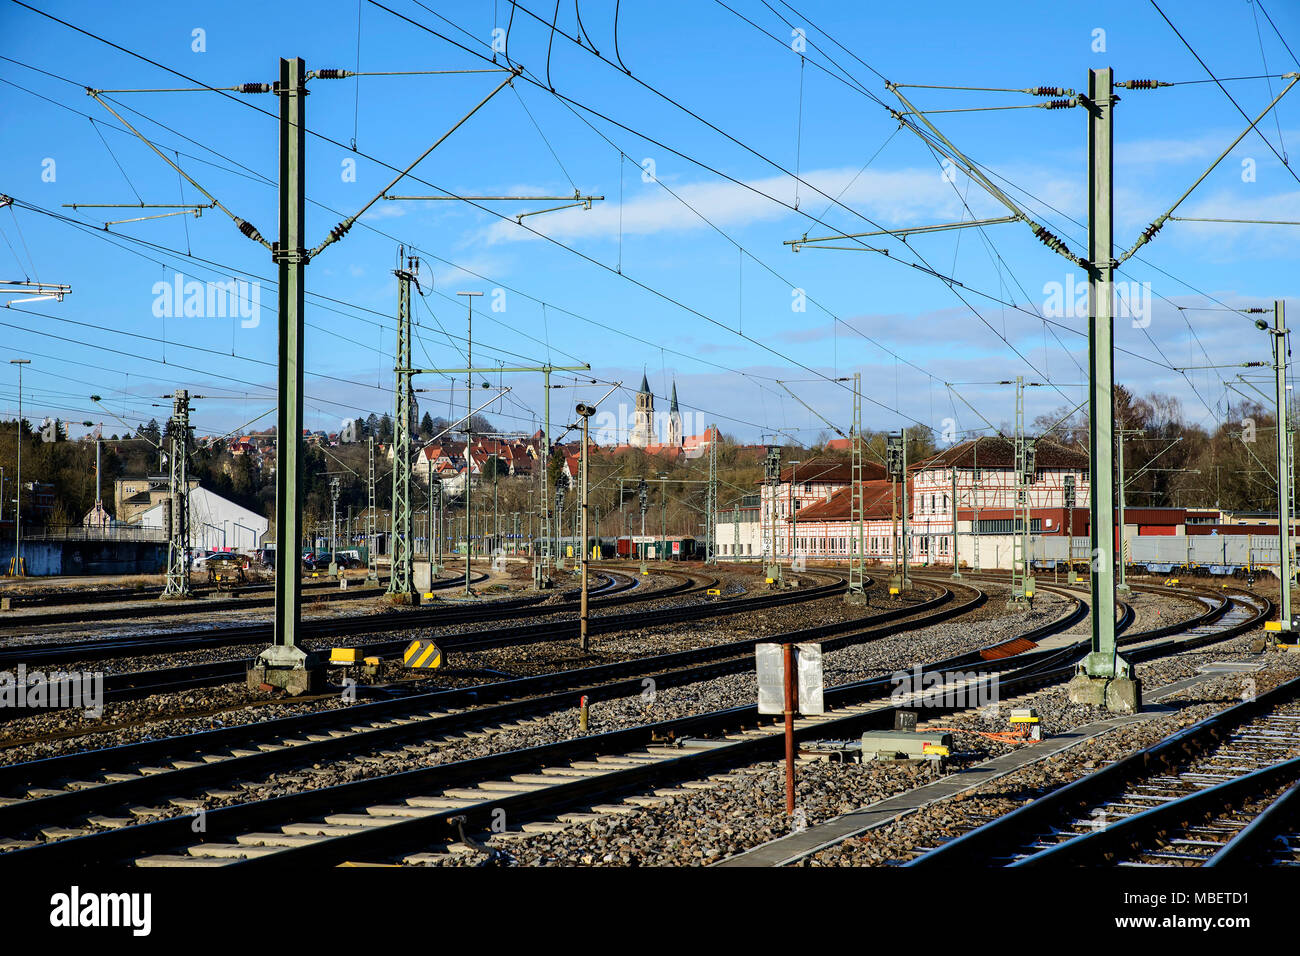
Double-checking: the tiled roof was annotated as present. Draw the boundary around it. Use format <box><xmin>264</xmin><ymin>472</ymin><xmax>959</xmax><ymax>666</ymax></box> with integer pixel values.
<box><xmin>917</xmin><ymin>436</ymin><xmax>1088</xmax><ymax>471</ymax></box>
<box><xmin>777</xmin><ymin>456</ymin><xmax>886</xmax><ymax>484</ymax></box>
<box><xmin>793</xmin><ymin>479</ymin><xmax>909</xmax><ymax>522</ymax></box>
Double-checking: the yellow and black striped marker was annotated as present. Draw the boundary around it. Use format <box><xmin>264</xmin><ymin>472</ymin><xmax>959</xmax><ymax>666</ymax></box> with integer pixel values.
<box><xmin>403</xmin><ymin>638</ymin><xmax>443</xmax><ymax>669</ymax></box>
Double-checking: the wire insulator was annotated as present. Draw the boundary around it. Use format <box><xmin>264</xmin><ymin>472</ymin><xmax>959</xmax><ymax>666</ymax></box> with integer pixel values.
<box><xmin>1120</xmin><ymin>79</ymin><xmax>1167</xmax><ymax>90</ymax></box>
<box><xmin>1246</xmin><ymin>308</ymin><xmax>1269</xmax><ymax>314</ymax></box>
<box><xmin>236</xmin><ymin>218</ymin><xmax>264</xmax><ymax>244</ymax></box>
<box><xmin>1031</xmin><ymin>224</ymin><xmax>1069</xmax><ymax>256</ymax></box>
<box><xmin>1030</xmin><ymin>86</ymin><xmax>1068</xmax><ymax>97</ymax></box>
<box><xmin>1043</xmin><ymin>98</ymin><xmax>1075</xmax><ymax>110</ymax></box>
<box><xmin>237</xmin><ymin>83</ymin><xmax>272</xmax><ymax>94</ymax></box>
<box><xmin>316</xmin><ymin>69</ymin><xmax>351</xmax><ymax>79</ymax></box>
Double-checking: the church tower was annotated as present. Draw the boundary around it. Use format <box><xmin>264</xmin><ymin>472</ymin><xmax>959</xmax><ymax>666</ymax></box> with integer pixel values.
<box><xmin>630</xmin><ymin>371</ymin><xmax>654</xmax><ymax>447</ymax></box>
<box><xmin>667</xmin><ymin>380</ymin><xmax>683</xmax><ymax>447</ymax></box>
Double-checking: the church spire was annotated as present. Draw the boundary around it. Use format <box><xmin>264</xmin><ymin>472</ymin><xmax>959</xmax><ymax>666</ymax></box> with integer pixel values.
<box><xmin>670</xmin><ymin>380</ymin><xmax>679</xmax><ymax>413</ymax></box>
<box><xmin>639</xmin><ymin>370</ymin><xmax>650</xmax><ymax>394</ymax></box>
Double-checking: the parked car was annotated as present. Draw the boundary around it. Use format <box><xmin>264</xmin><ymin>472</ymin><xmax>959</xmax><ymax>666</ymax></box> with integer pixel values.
<box><xmin>189</xmin><ymin>550</ymin><xmax>215</xmax><ymax>570</ymax></box>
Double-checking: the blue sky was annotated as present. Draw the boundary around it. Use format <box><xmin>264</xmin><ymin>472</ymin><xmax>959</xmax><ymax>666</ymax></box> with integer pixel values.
<box><xmin>1</xmin><ymin>0</ymin><xmax>1297</xmax><ymax>448</ymax></box>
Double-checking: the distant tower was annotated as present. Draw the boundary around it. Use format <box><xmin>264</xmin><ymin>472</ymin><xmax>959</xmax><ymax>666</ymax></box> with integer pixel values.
<box><xmin>630</xmin><ymin>371</ymin><xmax>654</xmax><ymax>447</ymax></box>
<box><xmin>667</xmin><ymin>380</ymin><xmax>683</xmax><ymax>447</ymax></box>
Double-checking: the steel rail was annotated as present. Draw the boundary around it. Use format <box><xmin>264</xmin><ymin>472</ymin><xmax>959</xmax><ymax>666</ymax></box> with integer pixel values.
<box><xmin>905</xmin><ymin>590</ymin><xmax>1275</xmax><ymax>867</ymax></box>
<box><xmin>0</xmin><ymin>570</ymin><xmax>819</xmax><ymax>716</ymax></box>
<box><xmin>5</xmin><ymin>574</ymin><xmax>1112</xmax><ymax>868</ymax></box>
<box><xmin>0</xmin><ymin>569</ymin><xmax>646</xmax><ymax>667</ymax></box>
<box><xmin>1014</xmin><ymin>755</ymin><xmax>1300</xmax><ymax>867</ymax></box>
<box><xmin>0</xmin><ymin>578</ymin><xmax>972</xmax><ymax>837</ymax></box>
<box><xmin>1205</xmin><ymin>776</ymin><xmax>1300</xmax><ymax>867</ymax></box>
<box><xmin>0</xmin><ymin>572</ymin><xmax>392</xmax><ymax>610</ymax></box>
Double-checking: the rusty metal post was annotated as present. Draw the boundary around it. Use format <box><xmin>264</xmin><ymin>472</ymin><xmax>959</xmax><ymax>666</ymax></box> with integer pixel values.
<box><xmin>783</xmin><ymin>642</ymin><xmax>796</xmax><ymax>815</ymax></box>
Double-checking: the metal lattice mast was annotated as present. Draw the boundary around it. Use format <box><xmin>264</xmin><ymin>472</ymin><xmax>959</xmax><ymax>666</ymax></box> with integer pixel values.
<box><xmin>705</xmin><ymin>425</ymin><xmax>718</xmax><ymax>565</ymax></box>
<box><xmin>901</xmin><ymin>428</ymin><xmax>910</xmax><ymax>592</ymax></box>
<box><xmin>847</xmin><ymin>373</ymin><xmax>866</xmax><ymax>600</ymax></box>
<box><xmin>1010</xmin><ymin>376</ymin><xmax>1033</xmax><ymax>606</ymax></box>
<box><xmin>365</xmin><ymin>435</ymin><xmax>378</xmax><ymax>583</ymax></box>
<box><xmin>388</xmin><ymin>256</ymin><xmax>416</xmax><ymax>598</ymax></box>
<box><xmin>458</xmin><ymin>290</ymin><xmax>481</xmax><ymax>595</ymax></box>
<box><xmin>164</xmin><ymin>388</ymin><xmax>191</xmax><ymax>596</ymax></box>
<box><xmin>950</xmin><ymin>456</ymin><xmax>961</xmax><ymax>580</ymax></box>
<box><xmin>732</xmin><ymin>502</ymin><xmax>740</xmax><ymax>561</ymax></box>
<box><xmin>763</xmin><ymin>444</ymin><xmax>782</xmax><ymax>582</ymax></box>
<box><xmin>886</xmin><ymin>431</ymin><xmax>902</xmax><ymax>592</ymax></box>
<box><xmin>543</xmin><ymin>369</ymin><xmax>554</xmax><ymax>574</ymax></box>
<box><xmin>1012</xmin><ymin>377</ymin><xmax>1025</xmax><ymax>596</ymax></box>
<box><xmin>1117</xmin><ymin>428</ymin><xmax>1132</xmax><ymax>592</ymax></box>
<box><xmin>328</xmin><ymin>475</ymin><xmax>341</xmax><ymax>575</ymax></box>
<box><xmin>1064</xmin><ymin>473</ymin><xmax>1077</xmax><ymax>578</ymax></box>
<box><xmin>429</xmin><ymin>458</ymin><xmax>442</xmax><ymax>578</ymax></box>
<box><xmin>973</xmin><ymin>439</ymin><xmax>981</xmax><ymax>572</ymax></box>
<box><xmin>1274</xmin><ymin>300</ymin><xmax>1293</xmax><ymax>632</ymax></box>
<box><xmin>1289</xmin><ymin>428</ymin><xmax>1296</xmax><ymax>559</ymax></box>
<box><xmin>638</xmin><ymin>478</ymin><xmax>648</xmax><ymax>572</ymax></box>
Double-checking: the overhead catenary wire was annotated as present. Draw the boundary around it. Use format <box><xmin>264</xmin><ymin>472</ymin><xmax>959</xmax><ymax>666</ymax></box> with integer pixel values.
<box><xmin>3</xmin><ymin>37</ymin><xmax>868</xmax><ymax>438</ymax></box>
<box><xmin>5</xmin><ymin>0</ymin><xmax>1268</xmax><ymax>444</ymax></box>
<box><xmin>10</xmin><ymin>0</ymin><xmax>1118</xmax><ymax>444</ymax></box>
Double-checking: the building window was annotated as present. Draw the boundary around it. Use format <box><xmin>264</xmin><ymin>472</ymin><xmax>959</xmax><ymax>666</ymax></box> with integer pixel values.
<box><xmin>977</xmin><ymin>518</ymin><xmax>1043</xmax><ymax>534</ymax></box>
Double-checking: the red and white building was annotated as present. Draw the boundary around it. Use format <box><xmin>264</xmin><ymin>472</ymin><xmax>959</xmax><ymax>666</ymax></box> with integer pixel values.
<box><xmin>721</xmin><ymin>438</ymin><xmax>1096</xmax><ymax>570</ymax></box>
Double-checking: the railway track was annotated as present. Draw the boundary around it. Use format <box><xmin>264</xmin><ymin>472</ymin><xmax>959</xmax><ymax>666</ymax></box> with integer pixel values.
<box><xmin>0</xmin><ymin>573</ymin><xmax>414</xmax><ymax>629</ymax></box>
<box><xmin>0</xmin><ymin>574</ymin><xmax>982</xmax><ymax>868</ymax></box>
<box><xmin>0</xmin><ymin>568</ymin><xmax>640</xmax><ymax>667</ymax></box>
<box><xmin>0</xmin><ymin>569</ymin><xmax>839</xmax><ymax>717</ymax></box>
<box><xmin>708</xmin><ymin>581</ymin><xmax>1268</xmax><ymax>867</ymax></box>
<box><xmin>890</xmin><ymin>587</ymin><xmax>1279</xmax><ymax>867</ymax></box>
<box><xmin>6</xmin><ymin>578</ymin><xmax>1262</xmax><ymax>868</ymax></box>
<box><xmin>0</xmin><ymin>572</ymin><xmax>393</xmax><ymax>611</ymax></box>
<box><xmin>0</xmin><ymin>577</ymin><xmax>1042</xmax><ymax>866</ymax></box>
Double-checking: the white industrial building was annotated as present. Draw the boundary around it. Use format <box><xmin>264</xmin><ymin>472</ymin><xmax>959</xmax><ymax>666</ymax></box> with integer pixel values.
<box><xmin>715</xmin><ymin>494</ymin><xmax>763</xmax><ymax>559</ymax></box>
<box><xmin>140</xmin><ymin>487</ymin><xmax>269</xmax><ymax>553</ymax></box>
